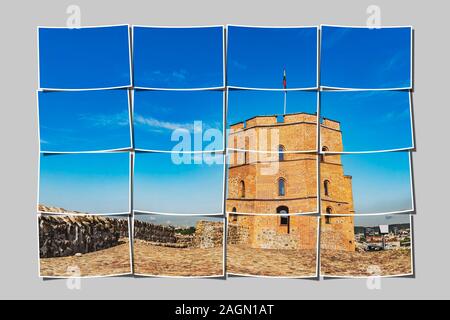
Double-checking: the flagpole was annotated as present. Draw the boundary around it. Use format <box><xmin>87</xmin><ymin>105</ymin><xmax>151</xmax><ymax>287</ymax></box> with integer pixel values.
<box><xmin>283</xmin><ymin>68</ymin><xmax>287</xmax><ymax>114</ymax></box>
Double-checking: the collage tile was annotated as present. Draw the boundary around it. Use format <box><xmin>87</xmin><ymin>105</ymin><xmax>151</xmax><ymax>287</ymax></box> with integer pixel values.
<box><xmin>132</xmin><ymin>25</ymin><xmax>225</xmax><ymax>89</ymax></box>
<box><xmin>38</xmin><ymin>25</ymin><xmax>132</xmax><ymax>90</ymax></box>
<box><xmin>36</xmin><ymin>24</ymin><xmax>415</xmax><ymax>279</ymax></box>
<box><xmin>133</xmin><ymin>213</ymin><xmax>225</xmax><ymax>278</ymax></box>
<box><xmin>318</xmin><ymin>24</ymin><xmax>414</xmax><ymax>278</ymax></box>
<box><xmin>38</xmin><ymin>213</ymin><xmax>132</xmax><ymax>278</ymax></box>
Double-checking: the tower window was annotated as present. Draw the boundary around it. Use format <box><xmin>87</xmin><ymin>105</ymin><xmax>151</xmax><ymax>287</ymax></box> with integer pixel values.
<box><xmin>321</xmin><ymin>146</ymin><xmax>329</xmax><ymax>162</ymax></box>
<box><xmin>278</xmin><ymin>178</ymin><xmax>286</xmax><ymax>196</ymax></box>
<box><xmin>231</xmin><ymin>207</ymin><xmax>238</xmax><ymax>222</ymax></box>
<box><xmin>278</xmin><ymin>145</ymin><xmax>285</xmax><ymax>161</ymax></box>
<box><xmin>239</xmin><ymin>181</ymin><xmax>245</xmax><ymax>198</ymax></box>
<box><xmin>324</xmin><ymin>180</ymin><xmax>330</xmax><ymax>196</ymax></box>
<box><xmin>277</xmin><ymin>206</ymin><xmax>290</xmax><ymax>229</ymax></box>
<box><xmin>325</xmin><ymin>206</ymin><xmax>333</xmax><ymax>224</ymax></box>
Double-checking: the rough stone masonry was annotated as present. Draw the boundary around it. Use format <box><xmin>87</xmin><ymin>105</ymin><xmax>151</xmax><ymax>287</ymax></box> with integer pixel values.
<box><xmin>39</xmin><ymin>214</ymin><xmax>129</xmax><ymax>258</ymax></box>
<box><xmin>192</xmin><ymin>221</ymin><xmax>224</xmax><ymax>249</ymax></box>
<box><xmin>134</xmin><ymin>220</ymin><xmax>177</xmax><ymax>244</ymax></box>
<box><xmin>39</xmin><ymin>208</ymin><xmax>224</xmax><ymax>258</ymax></box>
<box><xmin>135</xmin><ymin>220</ymin><xmax>224</xmax><ymax>249</ymax></box>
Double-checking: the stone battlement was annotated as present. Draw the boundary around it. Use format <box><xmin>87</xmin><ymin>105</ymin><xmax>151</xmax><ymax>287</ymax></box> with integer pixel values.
<box><xmin>40</xmin><ymin>215</ymin><xmax>224</xmax><ymax>258</ymax></box>
<box><xmin>321</xmin><ymin>118</ymin><xmax>341</xmax><ymax>131</ymax></box>
<box><xmin>229</xmin><ymin>112</ymin><xmax>340</xmax><ymax>131</ymax></box>
<box><xmin>39</xmin><ymin>214</ymin><xmax>129</xmax><ymax>258</ymax></box>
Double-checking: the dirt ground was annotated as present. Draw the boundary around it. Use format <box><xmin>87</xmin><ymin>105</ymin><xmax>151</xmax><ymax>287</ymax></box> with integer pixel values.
<box><xmin>40</xmin><ymin>240</ymin><xmax>132</xmax><ymax>277</ymax></box>
<box><xmin>227</xmin><ymin>245</ymin><xmax>317</xmax><ymax>277</ymax></box>
<box><xmin>40</xmin><ymin>240</ymin><xmax>412</xmax><ymax>278</ymax></box>
<box><xmin>321</xmin><ymin>249</ymin><xmax>413</xmax><ymax>277</ymax></box>
<box><xmin>133</xmin><ymin>240</ymin><xmax>224</xmax><ymax>277</ymax></box>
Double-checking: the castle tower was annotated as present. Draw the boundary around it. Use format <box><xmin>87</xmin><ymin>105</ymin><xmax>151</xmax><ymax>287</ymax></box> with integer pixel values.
<box><xmin>226</xmin><ymin>112</ymin><xmax>355</xmax><ymax>251</ymax></box>
<box><xmin>319</xmin><ymin>118</ymin><xmax>356</xmax><ymax>251</ymax></box>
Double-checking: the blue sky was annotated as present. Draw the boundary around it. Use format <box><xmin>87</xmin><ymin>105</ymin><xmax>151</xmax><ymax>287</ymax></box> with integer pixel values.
<box><xmin>321</xmin><ymin>26</ymin><xmax>412</xmax><ymax>89</ymax></box>
<box><xmin>321</xmin><ymin>90</ymin><xmax>413</xmax><ymax>152</ymax></box>
<box><xmin>39</xmin><ymin>26</ymin><xmax>131</xmax><ymax>89</ymax></box>
<box><xmin>134</xmin><ymin>153</ymin><xmax>224</xmax><ymax>214</ymax></box>
<box><xmin>39</xmin><ymin>90</ymin><xmax>131</xmax><ymax>152</ymax></box>
<box><xmin>133</xmin><ymin>26</ymin><xmax>224</xmax><ymax>88</ymax></box>
<box><xmin>39</xmin><ymin>153</ymin><xmax>130</xmax><ymax>213</ymax></box>
<box><xmin>227</xmin><ymin>89</ymin><xmax>317</xmax><ymax>126</ymax></box>
<box><xmin>354</xmin><ymin>214</ymin><xmax>411</xmax><ymax>228</ymax></box>
<box><xmin>342</xmin><ymin>152</ymin><xmax>413</xmax><ymax>215</ymax></box>
<box><xmin>227</xmin><ymin>26</ymin><xmax>317</xmax><ymax>88</ymax></box>
<box><xmin>134</xmin><ymin>90</ymin><xmax>223</xmax><ymax>151</ymax></box>
<box><xmin>135</xmin><ymin>214</ymin><xmax>224</xmax><ymax>228</ymax></box>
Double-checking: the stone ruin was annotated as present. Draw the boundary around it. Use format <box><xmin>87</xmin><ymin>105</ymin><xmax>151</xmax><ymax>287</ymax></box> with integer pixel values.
<box><xmin>39</xmin><ymin>210</ymin><xmax>224</xmax><ymax>259</ymax></box>
<box><xmin>134</xmin><ymin>220</ymin><xmax>177</xmax><ymax>244</ymax></box>
<box><xmin>39</xmin><ymin>215</ymin><xmax>129</xmax><ymax>258</ymax></box>
<box><xmin>192</xmin><ymin>221</ymin><xmax>224</xmax><ymax>249</ymax></box>
<box><xmin>134</xmin><ymin>220</ymin><xmax>224</xmax><ymax>249</ymax></box>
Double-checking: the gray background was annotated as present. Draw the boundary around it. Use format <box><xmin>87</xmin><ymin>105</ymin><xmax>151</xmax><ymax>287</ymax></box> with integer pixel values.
<box><xmin>0</xmin><ymin>0</ymin><xmax>447</xmax><ymax>299</ymax></box>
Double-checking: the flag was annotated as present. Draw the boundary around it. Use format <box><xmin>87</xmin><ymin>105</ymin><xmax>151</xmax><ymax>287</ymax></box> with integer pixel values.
<box><xmin>283</xmin><ymin>68</ymin><xmax>287</xmax><ymax>89</ymax></box>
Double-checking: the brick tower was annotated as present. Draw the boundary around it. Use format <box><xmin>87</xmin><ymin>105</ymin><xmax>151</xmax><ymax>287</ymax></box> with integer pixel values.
<box><xmin>320</xmin><ymin>117</ymin><xmax>356</xmax><ymax>251</ymax></box>
<box><xmin>226</xmin><ymin>112</ymin><xmax>355</xmax><ymax>251</ymax></box>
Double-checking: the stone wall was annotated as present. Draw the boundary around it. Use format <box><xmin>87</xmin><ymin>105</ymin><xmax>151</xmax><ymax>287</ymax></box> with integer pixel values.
<box><xmin>192</xmin><ymin>221</ymin><xmax>224</xmax><ymax>248</ymax></box>
<box><xmin>175</xmin><ymin>234</ymin><xmax>194</xmax><ymax>247</ymax></box>
<box><xmin>39</xmin><ymin>215</ymin><xmax>129</xmax><ymax>258</ymax></box>
<box><xmin>134</xmin><ymin>220</ymin><xmax>177</xmax><ymax>244</ymax></box>
<box><xmin>256</xmin><ymin>228</ymin><xmax>299</xmax><ymax>250</ymax></box>
<box><xmin>227</xmin><ymin>223</ymin><xmax>249</xmax><ymax>245</ymax></box>
<box><xmin>321</xmin><ymin>216</ymin><xmax>355</xmax><ymax>251</ymax></box>
<box><xmin>321</xmin><ymin>230</ymin><xmax>348</xmax><ymax>251</ymax></box>
<box><xmin>229</xmin><ymin>215</ymin><xmax>318</xmax><ymax>250</ymax></box>
<box><xmin>134</xmin><ymin>220</ymin><xmax>224</xmax><ymax>249</ymax></box>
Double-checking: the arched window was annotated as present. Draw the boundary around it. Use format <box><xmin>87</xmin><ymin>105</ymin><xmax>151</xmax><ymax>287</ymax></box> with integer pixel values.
<box><xmin>239</xmin><ymin>181</ymin><xmax>245</xmax><ymax>198</ymax></box>
<box><xmin>324</xmin><ymin>180</ymin><xmax>330</xmax><ymax>196</ymax></box>
<box><xmin>278</xmin><ymin>178</ymin><xmax>286</xmax><ymax>196</ymax></box>
<box><xmin>231</xmin><ymin>207</ymin><xmax>238</xmax><ymax>222</ymax></box>
<box><xmin>278</xmin><ymin>145</ymin><xmax>285</xmax><ymax>161</ymax></box>
<box><xmin>325</xmin><ymin>206</ymin><xmax>333</xmax><ymax>224</ymax></box>
<box><xmin>277</xmin><ymin>206</ymin><xmax>290</xmax><ymax>229</ymax></box>
<box><xmin>321</xmin><ymin>146</ymin><xmax>329</xmax><ymax>162</ymax></box>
